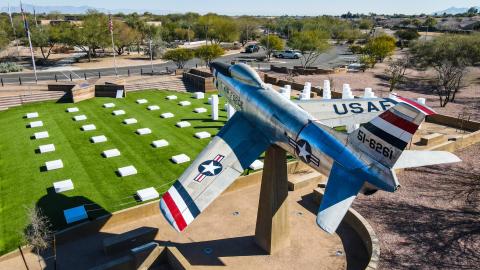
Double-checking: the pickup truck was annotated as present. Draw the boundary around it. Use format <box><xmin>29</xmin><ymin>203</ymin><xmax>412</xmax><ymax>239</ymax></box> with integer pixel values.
<box><xmin>275</xmin><ymin>50</ymin><xmax>302</xmax><ymax>59</ymax></box>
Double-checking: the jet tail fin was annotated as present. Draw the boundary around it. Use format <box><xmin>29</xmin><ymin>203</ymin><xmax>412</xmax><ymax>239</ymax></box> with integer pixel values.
<box><xmin>347</xmin><ymin>97</ymin><xmax>435</xmax><ymax>168</ymax></box>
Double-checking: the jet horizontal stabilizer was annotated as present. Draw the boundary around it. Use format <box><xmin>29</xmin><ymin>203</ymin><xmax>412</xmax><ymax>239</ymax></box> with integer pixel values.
<box><xmin>393</xmin><ymin>150</ymin><xmax>461</xmax><ymax>169</ymax></box>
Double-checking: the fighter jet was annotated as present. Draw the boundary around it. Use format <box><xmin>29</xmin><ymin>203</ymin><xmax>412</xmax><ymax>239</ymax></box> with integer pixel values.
<box><xmin>160</xmin><ymin>62</ymin><xmax>461</xmax><ymax>234</ymax></box>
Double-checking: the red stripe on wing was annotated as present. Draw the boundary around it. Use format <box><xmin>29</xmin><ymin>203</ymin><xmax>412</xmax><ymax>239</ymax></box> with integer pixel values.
<box><xmin>395</xmin><ymin>96</ymin><xmax>436</xmax><ymax>115</ymax></box>
<box><xmin>162</xmin><ymin>192</ymin><xmax>187</xmax><ymax>231</ymax></box>
<box><xmin>380</xmin><ymin>110</ymin><xmax>419</xmax><ymax>134</ymax></box>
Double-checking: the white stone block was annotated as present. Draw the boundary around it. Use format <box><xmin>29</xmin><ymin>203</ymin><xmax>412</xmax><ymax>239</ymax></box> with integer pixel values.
<box><xmin>39</xmin><ymin>144</ymin><xmax>55</xmax><ymax>153</ymax></box>
<box><xmin>91</xmin><ymin>135</ymin><xmax>107</xmax><ymax>143</ymax></box>
<box><xmin>193</xmin><ymin>92</ymin><xmax>205</xmax><ymax>99</ymax></box>
<box><xmin>123</xmin><ymin>118</ymin><xmax>138</xmax><ymax>125</ymax></box>
<box><xmin>172</xmin><ymin>154</ymin><xmax>190</xmax><ymax>164</ymax></box>
<box><xmin>136</xmin><ymin>128</ymin><xmax>152</xmax><ymax>135</ymax></box>
<box><xmin>103</xmin><ymin>103</ymin><xmax>115</xmax><ymax>108</ymax></box>
<box><xmin>112</xmin><ymin>110</ymin><xmax>125</xmax><ymax>116</ymax></box>
<box><xmin>136</xmin><ymin>99</ymin><xmax>148</xmax><ymax>104</ymax></box>
<box><xmin>118</xmin><ymin>165</ymin><xmax>137</xmax><ymax>177</ymax></box>
<box><xmin>82</xmin><ymin>124</ymin><xmax>96</xmax><ymax>131</ymax></box>
<box><xmin>147</xmin><ymin>105</ymin><xmax>160</xmax><ymax>111</ymax></box>
<box><xmin>152</xmin><ymin>139</ymin><xmax>169</xmax><ymax>148</ymax></box>
<box><xmin>29</xmin><ymin>121</ymin><xmax>43</xmax><ymax>128</ymax></box>
<box><xmin>66</xmin><ymin>107</ymin><xmax>79</xmax><ymax>113</ymax></box>
<box><xmin>285</xmin><ymin>85</ymin><xmax>291</xmax><ymax>91</ymax></box>
<box><xmin>54</xmin><ymin>179</ymin><xmax>74</xmax><ymax>193</ymax></box>
<box><xmin>26</xmin><ymin>112</ymin><xmax>39</xmax><ymax>119</ymax></box>
<box><xmin>208</xmin><ymin>97</ymin><xmax>213</xmax><ymax>105</ymax></box>
<box><xmin>417</xmin><ymin>98</ymin><xmax>426</xmax><ymax>105</ymax></box>
<box><xmin>179</xmin><ymin>101</ymin><xmax>191</xmax><ymax>106</ymax></box>
<box><xmin>102</xmin><ymin>149</ymin><xmax>121</xmax><ymax>158</ymax></box>
<box><xmin>161</xmin><ymin>112</ymin><xmax>174</xmax><ymax>118</ymax></box>
<box><xmin>166</xmin><ymin>95</ymin><xmax>177</xmax><ymax>100</ymax></box>
<box><xmin>45</xmin><ymin>159</ymin><xmax>63</xmax><ymax>171</ymax></box>
<box><xmin>34</xmin><ymin>131</ymin><xmax>49</xmax><ymax>139</ymax></box>
<box><xmin>211</xmin><ymin>95</ymin><xmax>219</xmax><ymax>121</ymax></box>
<box><xmin>194</xmin><ymin>107</ymin><xmax>207</xmax><ymax>113</ymax></box>
<box><xmin>116</xmin><ymin>90</ymin><xmax>124</xmax><ymax>98</ymax></box>
<box><xmin>249</xmin><ymin>160</ymin><xmax>264</xmax><ymax>170</ymax></box>
<box><xmin>73</xmin><ymin>115</ymin><xmax>87</xmax><ymax>121</ymax></box>
<box><xmin>136</xmin><ymin>187</ymin><xmax>160</xmax><ymax>202</ymax></box>
<box><xmin>195</xmin><ymin>131</ymin><xmax>211</xmax><ymax>139</ymax></box>
<box><xmin>64</xmin><ymin>206</ymin><xmax>87</xmax><ymax>224</ymax></box>
<box><xmin>176</xmin><ymin>121</ymin><xmax>191</xmax><ymax>128</ymax></box>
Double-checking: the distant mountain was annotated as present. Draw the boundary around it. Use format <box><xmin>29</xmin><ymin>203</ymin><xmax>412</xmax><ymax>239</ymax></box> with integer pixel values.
<box><xmin>0</xmin><ymin>4</ymin><xmax>172</xmax><ymax>15</ymax></box>
<box><xmin>433</xmin><ymin>6</ymin><xmax>480</xmax><ymax>15</ymax></box>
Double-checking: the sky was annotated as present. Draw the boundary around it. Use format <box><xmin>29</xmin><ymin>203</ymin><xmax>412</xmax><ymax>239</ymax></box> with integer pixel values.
<box><xmin>7</xmin><ymin>0</ymin><xmax>480</xmax><ymax>15</ymax></box>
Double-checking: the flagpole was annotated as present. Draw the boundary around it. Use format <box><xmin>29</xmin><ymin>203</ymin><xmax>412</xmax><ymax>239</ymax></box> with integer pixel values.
<box><xmin>8</xmin><ymin>3</ymin><xmax>21</xmax><ymax>58</ymax></box>
<box><xmin>21</xmin><ymin>1</ymin><xmax>38</xmax><ymax>83</ymax></box>
<box><xmin>109</xmin><ymin>15</ymin><xmax>118</xmax><ymax>76</ymax></box>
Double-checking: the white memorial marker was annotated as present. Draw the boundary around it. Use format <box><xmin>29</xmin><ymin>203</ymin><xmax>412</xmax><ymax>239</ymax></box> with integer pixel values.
<box><xmin>152</xmin><ymin>139</ymin><xmax>169</xmax><ymax>148</ymax></box>
<box><xmin>117</xmin><ymin>165</ymin><xmax>137</xmax><ymax>177</ymax></box>
<box><xmin>81</xmin><ymin>124</ymin><xmax>96</xmax><ymax>131</ymax></box>
<box><xmin>103</xmin><ymin>103</ymin><xmax>115</xmax><ymax>108</ymax></box>
<box><xmin>166</xmin><ymin>95</ymin><xmax>177</xmax><ymax>100</ymax></box>
<box><xmin>194</xmin><ymin>108</ymin><xmax>207</xmax><ymax>113</ymax></box>
<box><xmin>25</xmin><ymin>112</ymin><xmax>39</xmax><ymax>119</ymax></box>
<box><xmin>73</xmin><ymin>115</ymin><xmax>87</xmax><ymax>121</ymax></box>
<box><xmin>227</xmin><ymin>104</ymin><xmax>236</xmax><ymax>119</ymax></box>
<box><xmin>115</xmin><ymin>90</ymin><xmax>124</xmax><ymax>98</ymax></box>
<box><xmin>29</xmin><ymin>121</ymin><xmax>43</xmax><ymax>128</ymax></box>
<box><xmin>363</xmin><ymin>88</ymin><xmax>376</xmax><ymax>98</ymax></box>
<box><xmin>34</xmin><ymin>131</ymin><xmax>49</xmax><ymax>139</ymax></box>
<box><xmin>171</xmin><ymin>154</ymin><xmax>190</xmax><ymax>164</ymax></box>
<box><xmin>102</xmin><ymin>149</ymin><xmax>121</xmax><ymax>158</ymax></box>
<box><xmin>249</xmin><ymin>160</ymin><xmax>264</xmax><ymax>170</ymax></box>
<box><xmin>147</xmin><ymin>105</ymin><xmax>160</xmax><ymax>111</ymax></box>
<box><xmin>417</xmin><ymin>98</ymin><xmax>426</xmax><ymax>105</ymax></box>
<box><xmin>211</xmin><ymin>95</ymin><xmax>219</xmax><ymax>121</ymax></box>
<box><xmin>66</xmin><ymin>107</ymin><xmax>79</xmax><ymax>113</ymax></box>
<box><xmin>193</xmin><ymin>92</ymin><xmax>205</xmax><ymax>99</ymax></box>
<box><xmin>39</xmin><ymin>144</ymin><xmax>55</xmax><ymax>153</ymax></box>
<box><xmin>45</xmin><ymin>159</ymin><xmax>63</xmax><ymax>171</ymax></box>
<box><xmin>112</xmin><ymin>110</ymin><xmax>125</xmax><ymax>116</ymax></box>
<box><xmin>123</xmin><ymin>118</ymin><xmax>138</xmax><ymax>125</ymax></box>
<box><xmin>179</xmin><ymin>101</ymin><xmax>191</xmax><ymax>106</ymax></box>
<box><xmin>323</xmin><ymin>80</ymin><xmax>332</xmax><ymax>99</ymax></box>
<box><xmin>54</xmin><ymin>179</ymin><xmax>74</xmax><ymax>193</ymax></box>
<box><xmin>136</xmin><ymin>128</ymin><xmax>152</xmax><ymax>135</ymax></box>
<box><xmin>161</xmin><ymin>112</ymin><xmax>174</xmax><ymax>118</ymax></box>
<box><xmin>136</xmin><ymin>187</ymin><xmax>160</xmax><ymax>202</ymax></box>
<box><xmin>90</xmin><ymin>135</ymin><xmax>107</xmax><ymax>143</ymax></box>
<box><xmin>136</xmin><ymin>99</ymin><xmax>148</xmax><ymax>104</ymax></box>
<box><xmin>195</xmin><ymin>131</ymin><xmax>211</xmax><ymax>139</ymax></box>
<box><xmin>176</xmin><ymin>121</ymin><xmax>191</xmax><ymax>128</ymax></box>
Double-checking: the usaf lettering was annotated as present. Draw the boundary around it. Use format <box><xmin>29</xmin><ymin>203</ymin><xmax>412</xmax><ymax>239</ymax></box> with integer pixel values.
<box><xmin>333</xmin><ymin>101</ymin><xmax>394</xmax><ymax>115</ymax></box>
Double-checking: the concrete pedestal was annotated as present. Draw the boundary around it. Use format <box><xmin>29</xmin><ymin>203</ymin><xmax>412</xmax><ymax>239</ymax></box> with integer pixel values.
<box><xmin>254</xmin><ymin>145</ymin><xmax>290</xmax><ymax>254</ymax></box>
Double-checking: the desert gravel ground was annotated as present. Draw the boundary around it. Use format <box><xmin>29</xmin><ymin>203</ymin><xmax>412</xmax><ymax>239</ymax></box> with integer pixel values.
<box><xmin>353</xmin><ymin>143</ymin><xmax>480</xmax><ymax>269</ymax></box>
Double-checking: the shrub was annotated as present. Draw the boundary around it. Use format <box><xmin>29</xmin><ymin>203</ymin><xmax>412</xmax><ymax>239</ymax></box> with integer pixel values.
<box><xmin>0</xmin><ymin>62</ymin><xmax>24</xmax><ymax>73</ymax></box>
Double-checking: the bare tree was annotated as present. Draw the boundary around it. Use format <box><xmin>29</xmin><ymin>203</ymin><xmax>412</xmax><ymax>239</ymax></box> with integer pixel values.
<box><xmin>385</xmin><ymin>56</ymin><xmax>410</xmax><ymax>92</ymax></box>
<box><xmin>433</xmin><ymin>61</ymin><xmax>467</xmax><ymax>107</ymax></box>
<box><xmin>24</xmin><ymin>206</ymin><xmax>52</xmax><ymax>269</ymax></box>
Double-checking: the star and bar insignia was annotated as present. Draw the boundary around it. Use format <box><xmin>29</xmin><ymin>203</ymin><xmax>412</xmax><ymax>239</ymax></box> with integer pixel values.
<box><xmin>194</xmin><ymin>154</ymin><xmax>225</xmax><ymax>183</ymax></box>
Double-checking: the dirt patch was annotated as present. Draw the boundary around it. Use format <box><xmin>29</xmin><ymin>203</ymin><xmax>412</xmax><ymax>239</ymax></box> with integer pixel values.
<box><xmin>352</xmin><ymin>143</ymin><xmax>480</xmax><ymax>269</ymax></box>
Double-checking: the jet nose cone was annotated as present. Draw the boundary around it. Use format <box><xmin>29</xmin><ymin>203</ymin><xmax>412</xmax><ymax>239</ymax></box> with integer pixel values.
<box><xmin>229</xmin><ymin>63</ymin><xmax>265</xmax><ymax>89</ymax></box>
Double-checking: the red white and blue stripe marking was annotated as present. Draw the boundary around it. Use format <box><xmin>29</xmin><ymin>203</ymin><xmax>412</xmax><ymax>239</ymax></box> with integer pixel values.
<box><xmin>193</xmin><ymin>154</ymin><xmax>225</xmax><ymax>183</ymax></box>
<box><xmin>387</xmin><ymin>95</ymin><xmax>436</xmax><ymax>116</ymax></box>
<box><xmin>160</xmin><ymin>181</ymin><xmax>201</xmax><ymax>232</ymax></box>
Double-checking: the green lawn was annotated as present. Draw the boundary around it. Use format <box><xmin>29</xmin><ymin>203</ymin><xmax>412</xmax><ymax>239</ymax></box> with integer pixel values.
<box><xmin>0</xmin><ymin>89</ymin><xmax>226</xmax><ymax>255</ymax></box>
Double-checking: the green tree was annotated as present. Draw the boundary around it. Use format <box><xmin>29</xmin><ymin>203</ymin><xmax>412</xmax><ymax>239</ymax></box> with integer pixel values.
<box><xmin>358</xmin><ymin>18</ymin><xmax>374</xmax><ymax>30</ymax></box>
<box><xmin>288</xmin><ymin>30</ymin><xmax>330</xmax><ymax>68</ymax></box>
<box><xmin>395</xmin><ymin>29</ymin><xmax>420</xmax><ymax>48</ymax></box>
<box><xmin>195</xmin><ymin>44</ymin><xmax>224</xmax><ymax>65</ymax></box>
<box><xmin>423</xmin><ymin>17</ymin><xmax>437</xmax><ymax>29</ymax></box>
<box><xmin>466</xmin><ymin>7</ymin><xmax>479</xmax><ymax>17</ymax></box>
<box><xmin>260</xmin><ymin>35</ymin><xmax>284</xmax><ymax>61</ymax></box>
<box><xmin>174</xmin><ymin>28</ymin><xmax>195</xmax><ymax>41</ymax></box>
<box><xmin>70</xmin><ymin>11</ymin><xmax>109</xmax><ymax>61</ymax></box>
<box><xmin>162</xmin><ymin>48</ymin><xmax>195</xmax><ymax>69</ymax></box>
<box><xmin>113</xmin><ymin>20</ymin><xmax>139</xmax><ymax>55</ymax></box>
<box><xmin>237</xmin><ymin>17</ymin><xmax>260</xmax><ymax>45</ymax></box>
<box><xmin>29</xmin><ymin>24</ymin><xmax>69</xmax><ymax>62</ymax></box>
<box><xmin>209</xmin><ymin>16</ymin><xmax>239</xmax><ymax>43</ymax></box>
<box><xmin>363</xmin><ymin>35</ymin><xmax>396</xmax><ymax>66</ymax></box>
<box><xmin>411</xmin><ymin>34</ymin><xmax>480</xmax><ymax>107</ymax></box>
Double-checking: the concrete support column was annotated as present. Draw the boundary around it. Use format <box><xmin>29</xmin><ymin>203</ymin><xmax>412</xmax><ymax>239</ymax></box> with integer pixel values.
<box><xmin>255</xmin><ymin>145</ymin><xmax>290</xmax><ymax>254</ymax></box>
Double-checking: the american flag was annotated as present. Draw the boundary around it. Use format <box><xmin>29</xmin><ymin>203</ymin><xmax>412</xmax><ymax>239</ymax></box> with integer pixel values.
<box><xmin>108</xmin><ymin>15</ymin><xmax>113</xmax><ymax>33</ymax></box>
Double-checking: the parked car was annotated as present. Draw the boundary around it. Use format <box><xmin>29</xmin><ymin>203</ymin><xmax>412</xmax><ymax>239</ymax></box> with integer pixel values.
<box><xmin>277</xmin><ymin>50</ymin><xmax>301</xmax><ymax>59</ymax></box>
<box><xmin>245</xmin><ymin>44</ymin><xmax>260</xmax><ymax>53</ymax></box>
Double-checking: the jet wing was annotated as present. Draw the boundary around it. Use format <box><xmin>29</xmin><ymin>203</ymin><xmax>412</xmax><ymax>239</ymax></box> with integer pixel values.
<box><xmin>393</xmin><ymin>150</ymin><xmax>461</xmax><ymax>169</ymax></box>
<box><xmin>294</xmin><ymin>98</ymin><xmax>397</xmax><ymax>127</ymax></box>
<box><xmin>160</xmin><ymin>112</ymin><xmax>271</xmax><ymax>232</ymax></box>
<box><xmin>317</xmin><ymin>162</ymin><xmax>365</xmax><ymax>234</ymax></box>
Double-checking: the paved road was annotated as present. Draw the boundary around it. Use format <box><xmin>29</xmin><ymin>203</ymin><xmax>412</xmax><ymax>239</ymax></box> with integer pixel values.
<box><xmin>0</xmin><ymin>45</ymin><xmax>353</xmax><ymax>85</ymax></box>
